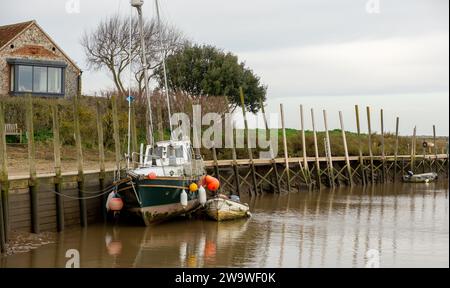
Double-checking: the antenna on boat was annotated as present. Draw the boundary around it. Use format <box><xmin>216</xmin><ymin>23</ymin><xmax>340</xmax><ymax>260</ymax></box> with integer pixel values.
<box><xmin>131</xmin><ymin>0</ymin><xmax>155</xmax><ymax>147</ymax></box>
<box><xmin>155</xmin><ymin>0</ymin><xmax>174</xmax><ymax>141</ymax></box>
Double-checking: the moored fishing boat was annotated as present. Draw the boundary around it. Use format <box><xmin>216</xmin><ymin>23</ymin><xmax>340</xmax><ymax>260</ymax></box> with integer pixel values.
<box><xmin>402</xmin><ymin>171</ymin><xmax>438</xmax><ymax>183</ymax></box>
<box><xmin>116</xmin><ymin>139</ymin><xmax>207</xmax><ymax>226</ymax></box>
<box><xmin>205</xmin><ymin>195</ymin><xmax>251</xmax><ymax>221</ymax></box>
<box><xmin>107</xmin><ymin>0</ymin><xmax>215</xmax><ymax>226</ymax></box>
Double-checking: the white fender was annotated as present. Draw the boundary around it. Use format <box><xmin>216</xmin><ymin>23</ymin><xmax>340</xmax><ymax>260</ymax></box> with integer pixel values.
<box><xmin>180</xmin><ymin>190</ymin><xmax>188</xmax><ymax>208</ymax></box>
<box><xmin>105</xmin><ymin>191</ymin><xmax>115</xmax><ymax>211</ymax></box>
<box><xmin>198</xmin><ymin>186</ymin><xmax>207</xmax><ymax>206</ymax></box>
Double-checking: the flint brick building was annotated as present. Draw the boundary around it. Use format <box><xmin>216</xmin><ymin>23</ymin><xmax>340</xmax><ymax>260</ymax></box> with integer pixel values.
<box><xmin>0</xmin><ymin>20</ymin><xmax>81</xmax><ymax>98</ymax></box>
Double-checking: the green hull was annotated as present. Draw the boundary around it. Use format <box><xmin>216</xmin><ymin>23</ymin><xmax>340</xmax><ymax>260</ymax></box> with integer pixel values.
<box><xmin>119</xmin><ymin>176</ymin><xmax>200</xmax><ymax>225</ymax></box>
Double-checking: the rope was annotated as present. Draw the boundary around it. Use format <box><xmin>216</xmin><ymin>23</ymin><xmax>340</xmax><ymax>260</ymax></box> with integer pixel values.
<box><xmin>76</xmin><ymin>177</ymin><xmax>132</xmax><ymax>194</ymax></box>
<box><xmin>51</xmin><ymin>187</ymin><xmax>114</xmax><ymax>200</ymax></box>
<box><xmin>49</xmin><ymin>177</ymin><xmax>133</xmax><ymax>200</ymax></box>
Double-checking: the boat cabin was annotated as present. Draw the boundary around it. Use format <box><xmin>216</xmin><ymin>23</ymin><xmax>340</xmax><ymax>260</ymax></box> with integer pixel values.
<box><xmin>132</xmin><ymin>140</ymin><xmax>194</xmax><ymax>177</ymax></box>
<box><xmin>144</xmin><ymin>140</ymin><xmax>193</xmax><ymax>167</ymax></box>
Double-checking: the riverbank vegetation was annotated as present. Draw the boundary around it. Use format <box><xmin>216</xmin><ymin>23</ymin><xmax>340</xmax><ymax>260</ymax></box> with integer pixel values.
<box><xmin>1</xmin><ymin>96</ymin><xmax>447</xmax><ymax>176</ymax></box>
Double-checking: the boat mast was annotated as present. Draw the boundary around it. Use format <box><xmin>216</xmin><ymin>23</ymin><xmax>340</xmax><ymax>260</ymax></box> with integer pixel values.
<box><xmin>127</xmin><ymin>4</ymin><xmax>133</xmax><ymax>169</ymax></box>
<box><xmin>132</xmin><ymin>0</ymin><xmax>154</xmax><ymax>147</ymax></box>
<box><xmin>155</xmin><ymin>0</ymin><xmax>174</xmax><ymax>140</ymax></box>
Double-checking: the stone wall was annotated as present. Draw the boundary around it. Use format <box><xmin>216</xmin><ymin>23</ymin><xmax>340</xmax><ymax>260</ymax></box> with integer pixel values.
<box><xmin>0</xmin><ymin>23</ymin><xmax>80</xmax><ymax>98</ymax></box>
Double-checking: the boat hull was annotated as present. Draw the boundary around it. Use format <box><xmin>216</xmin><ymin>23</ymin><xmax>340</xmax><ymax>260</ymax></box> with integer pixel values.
<box><xmin>402</xmin><ymin>172</ymin><xmax>438</xmax><ymax>183</ymax></box>
<box><xmin>118</xmin><ymin>176</ymin><xmax>200</xmax><ymax>226</ymax></box>
<box><xmin>205</xmin><ymin>198</ymin><xmax>251</xmax><ymax>221</ymax></box>
<box><xmin>129</xmin><ymin>199</ymin><xmax>199</xmax><ymax>226</ymax></box>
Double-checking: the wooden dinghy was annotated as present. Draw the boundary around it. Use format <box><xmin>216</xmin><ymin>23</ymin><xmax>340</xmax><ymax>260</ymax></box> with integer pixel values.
<box><xmin>205</xmin><ymin>195</ymin><xmax>251</xmax><ymax>221</ymax></box>
<box><xmin>402</xmin><ymin>171</ymin><xmax>438</xmax><ymax>183</ymax></box>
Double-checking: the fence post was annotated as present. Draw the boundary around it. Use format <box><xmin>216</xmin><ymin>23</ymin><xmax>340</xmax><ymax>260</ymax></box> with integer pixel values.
<box><xmin>52</xmin><ymin>104</ymin><xmax>64</xmax><ymax>232</ymax></box>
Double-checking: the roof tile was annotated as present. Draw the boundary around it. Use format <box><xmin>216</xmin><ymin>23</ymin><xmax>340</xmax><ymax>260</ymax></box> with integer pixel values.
<box><xmin>0</xmin><ymin>20</ymin><xmax>34</xmax><ymax>49</ymax></box>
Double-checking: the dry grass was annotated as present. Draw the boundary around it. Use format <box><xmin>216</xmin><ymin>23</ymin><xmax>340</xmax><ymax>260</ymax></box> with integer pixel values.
<box><xmin>6</xmin><ymin>143</ymin><xmax>116</xmax><ymax>177</ymax></box>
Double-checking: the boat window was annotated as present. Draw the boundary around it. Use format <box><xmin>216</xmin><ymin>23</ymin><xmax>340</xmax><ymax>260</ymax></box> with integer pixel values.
<box><xmin>154</xmin><ymin>146</ymin><xmax>163</xmax><ymax>158</ymax></box>
<box><xmin>168</xmin><ymin>145</ymin><xmax>176</xmax><ymax>157</ymax></box>
<box><xmin>175</xmin><ymin>147</ymin><xmax>184</xmax><ymax>158</ymax></box>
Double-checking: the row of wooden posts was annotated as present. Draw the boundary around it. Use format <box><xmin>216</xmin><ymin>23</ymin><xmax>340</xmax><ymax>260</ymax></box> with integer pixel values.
<box><xmin>207</xmin><ymin>89</ymin><xmax>448</xmax><ymax>197</ymax></box>
<box><xmin>0</xmin><ymin>94</ymin><xmax>125</xmax><ymax>253</ymax></box>
<box><xmin>0</xmin><ymin>91</ymin><xmax>449</xmax><ymax>253</ymax></box>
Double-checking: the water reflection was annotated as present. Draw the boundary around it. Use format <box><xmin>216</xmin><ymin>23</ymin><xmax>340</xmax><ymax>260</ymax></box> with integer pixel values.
<box><xmin>0</xmin><ymin>181</ymin><xmax>448</xmax><ymax>268</ymax></box>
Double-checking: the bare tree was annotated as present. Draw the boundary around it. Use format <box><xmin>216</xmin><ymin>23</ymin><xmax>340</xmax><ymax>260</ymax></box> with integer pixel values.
<box><xmin>81</xmin><ymin>14</ymin><xmax>185</xmax><ymax>97</ymax></box>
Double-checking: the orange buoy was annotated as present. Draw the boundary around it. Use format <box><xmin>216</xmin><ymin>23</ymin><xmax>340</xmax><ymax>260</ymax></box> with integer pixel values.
<box><xmin>205</xmin><ymin>175</ymin><xmax>215</xmax><ymax>183</ymax></box>
<box><xmin>207</xmin><ymin>177</ymin><xmax>220</xmax><ymax>192</ymax></box>
<box><xmin>108</xmin><ymin>197</ymin><xmax>124</xmax><ymax>211</ymax></box>
<box><xmin>147</xmin><ymin>171</ymin><xmax>157</xmax><ymax>180</ymax></box>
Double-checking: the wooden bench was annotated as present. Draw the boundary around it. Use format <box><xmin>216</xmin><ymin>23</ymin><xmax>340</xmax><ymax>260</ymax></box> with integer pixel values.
<box><xmin>5</xmin><ymin>123</ymin><xmax>22</xmax><ymax>143</ymax></box>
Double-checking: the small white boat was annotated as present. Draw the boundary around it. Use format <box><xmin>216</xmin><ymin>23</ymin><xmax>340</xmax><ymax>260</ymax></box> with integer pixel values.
<box><xmin>403</xmin><ymin>171</ymin><xmax>438</xmax><ymax>183</ymax></box>
<box><xmin>205</xmin><ymin>195</ymin><xmax>251</xmax><ymax>221</ymax></box>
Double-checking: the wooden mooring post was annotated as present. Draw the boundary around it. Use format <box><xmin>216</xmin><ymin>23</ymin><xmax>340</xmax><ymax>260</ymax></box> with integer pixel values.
<box><xmin>366</xmin><ymin>106</ymin><xmax>375</xmax><ymax>183</ymax></box>
<box><xmin>323</xmin><ymin>110</ymin><xmax>335</xmax><ymax>188</ymax></box>
<box><xmin>52</xmin><ymin>104</ymin><xmax>64</xmax><ymax>232</ymax></box>
<box><xmin>96</xmin><ymin>102</ymin><xmax>107</xmax><ymax>220</ymax></box>
<box><xmin>411</xmin><ymin>126</ymin><xmax>417</xmax><ymax>172</ymax></box>
<box><xmin>27</xmin><ymin>95</ymin><xmax>39</xmax><ymax>234</ymax></box>
<box><xmin>260</xmin><ymin>97</ymin><xmax>282</xmax><ymax>194</ymax></box>
<box><xmin>300</xmin><ymin>105</ymin><xmax>311</xmax><ymax>185</ymax></box>
<box><xmin>311</xmin><ymin>109</ymin><xmax>321</xmax><ymax>189</ymax></box>
<box><xmin>240</xmin><ymin>88</ymin><xmax>258</xmax><ymax>196</ymax></box>
<box><xmin>73</xmin><ymin>95</ymin><xmax>87</xmax><ymax>228</ymax></box>
<box><xmin>433</xmin><ymin>125</ymin><xmax>438</xmax><ymax>173</ymax></box>
<box><xmin>0</xmin><ymin>184</ymin><xmax>5</xmax><ymax>253</ymax></box>
<box><xmin>339</xmin><ymin>111</ymin><xmax>353</xmax><ymax>186</ymax></box>
<box><xmin>393</xmin><ymin>117</ymin><xmax>400</xmax><ymax>182</ymax></box>
<box><xmin>280</xmin><ymin>104</ymin><xmax>291</xmax><ymax>193</ymax></box>
<box><xmin>0</xmin><ymin>102</ymin><xmax>9</xmax><ymax>242</ymax></box>
<box><xmin>355</xmin><ymin>105</ymin><xmax>366</xmax><ymax>186</ymax></box>
<box><xmin>380</xmin><ymin>109</ymin><xmax>387</xmax><ymax>182</ymax></box>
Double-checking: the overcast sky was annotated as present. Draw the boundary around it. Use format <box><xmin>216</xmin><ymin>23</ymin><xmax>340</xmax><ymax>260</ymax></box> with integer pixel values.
<box><xmin>1</xmin><ymin>0</ymin><xmax>448</xmax><ymax>135</ymax></box>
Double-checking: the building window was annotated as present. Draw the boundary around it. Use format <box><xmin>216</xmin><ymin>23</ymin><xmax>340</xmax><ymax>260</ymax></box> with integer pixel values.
<box><xmin>48</xmin><ymin>67</ymin><xmax>62</xmax><ymax>93</ymax></box>
<box><xmin>16</xmin><ymin>65</ymin><xmax>63</xmax><ymax>94</ymax></box>
<box><xmin>7</xmin><ymin>58</ymin><xmax>66</xmax><ymax>97</ymax></box>
<box><xmin>18</xmin><ymin>65</ymin><xmax>33</xmax><ymax>92</ymax></box>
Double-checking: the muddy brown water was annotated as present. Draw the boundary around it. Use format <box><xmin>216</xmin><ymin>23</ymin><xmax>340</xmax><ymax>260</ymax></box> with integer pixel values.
<box><xmin>1</xmin><ymin>181</ymin><xmax>448</xmax><ymax>268</ymax></box>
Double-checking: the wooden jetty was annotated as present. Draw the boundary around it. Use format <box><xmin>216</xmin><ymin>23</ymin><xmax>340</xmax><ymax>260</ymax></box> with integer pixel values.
<box><xmin>0</xmin><ymin>95</ymin><xmax>448</xmax><ymax>253</ymax></box>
